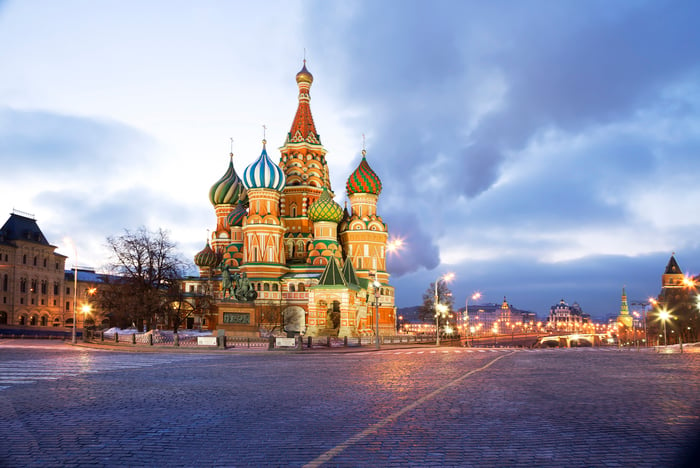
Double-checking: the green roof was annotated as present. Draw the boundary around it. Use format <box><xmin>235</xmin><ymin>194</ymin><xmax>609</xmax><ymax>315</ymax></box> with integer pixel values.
<box><xmin>317</xmin><ymin>258</ymin><xmax>346</xmax><ymax>287</ymax></box>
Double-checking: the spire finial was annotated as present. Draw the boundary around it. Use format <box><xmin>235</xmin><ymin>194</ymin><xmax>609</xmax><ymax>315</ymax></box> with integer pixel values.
<box><xmin>362</xmin><ymin>134</ymin><xmax>367</xmax><ymax>157</ymax></box>
<box><xmin>304</xmin><ymin>48</ymin><xmax>307</xmax><ymax>63</ymax></box>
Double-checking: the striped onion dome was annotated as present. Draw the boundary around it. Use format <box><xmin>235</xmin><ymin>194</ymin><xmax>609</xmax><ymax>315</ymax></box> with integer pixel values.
<box><xmin>226</xmin><ymin>203</ymin><xmax>248</xmax><ymax>227</ymax></box>
<box><xmin>209</xmin><ymin>153</ymin><xmax>246</xmax><ymax>206</ymax></box>
<box><xmin>194</xmin><ymin>241</ymin><xmax>219</xmax><ymax>268</ymax></box>
<box><xmin>346</xmin><ymin>149</ymin><xmax>382</xmax><ymax>196</ymax></box>
<box><xmin>243</xmin><ymin>140</ymin><xmax>286</xmax><ymax>191</ymax></box>
<box><xmin>308</xmin><ymin>187</ymin><xmax>343</xmax><ymax>223</ymax></box>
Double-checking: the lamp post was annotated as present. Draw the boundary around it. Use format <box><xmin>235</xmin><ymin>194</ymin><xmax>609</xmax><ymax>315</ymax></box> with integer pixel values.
<box><xmin>434</xmin><ymin>273</ymin><xmax>454</xmax><ymax>346</ymax></box>
<box><xmin>464</xmin><ymin>292</ymin><xmax>481</xmax><ymax>347</ymax></box>
<box><xmin>373</xmin><ymin>280</ymin><xmax>381</xmax><ymax>350</ymax></box>
<box><xmin>64</xmin><ymin>238</ymin><xmax>79</xmax><ymax>344</ymax></box>
<box><xmin>659</xmin><ymin>309</ymin><xmax>671</xmax><ymax>347</ymax></box>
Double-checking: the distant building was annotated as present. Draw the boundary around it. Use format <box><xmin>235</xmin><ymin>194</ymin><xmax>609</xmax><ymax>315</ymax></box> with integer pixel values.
<box><xmin>0</xmin><ymin>210</ymin><xmax>104</xmax><ymax>328</ymax></box>
<box><xmin>464</xmin><ymin>297</ymin><xmax>539</xmax><ymax>333</ymax></box>
<box><xmin>546</xmin><ymin>299</ymin><xmax>589</xmax><ymax>331</ymax></box>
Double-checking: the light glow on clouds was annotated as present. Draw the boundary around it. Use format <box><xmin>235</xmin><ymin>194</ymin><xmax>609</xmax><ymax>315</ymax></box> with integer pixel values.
<box><xmin>2</xmin><ymin>0</ymin><xmax>700</xmax><ymax>318</ymax></box>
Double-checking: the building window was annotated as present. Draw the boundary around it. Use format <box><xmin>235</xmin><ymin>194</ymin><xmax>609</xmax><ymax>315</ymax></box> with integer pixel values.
<box><xmin>23</xmin><ymin>255</ymin><xmax>27</xmax><ymax>264</ymax></box>
<box><xmin>2</xmin><ymin>274</ymin><xmax>7</xmax><ymax>292</ymax></box>
<box><xmin>66</xmin><ymin>287</ymin><xmax>70</xmax><ymax>294</ymax></box>
<box><xmin>43</xmin><ymin>258</ymin><xmax>47</xmax><ymax>268</ymax></box>
<box><xmin>66</xmin><ymin>301</ymin><xmax>70</xmax><ymax>310</ymax></box>
<box><xmin>33</xmin><ymin>256</ymin><xmax>37</xmax><ymax>266</ymax></box>
<box><xmin>20</xmin><ymin>278</ymin><xmax>27</xmax><ymax>293</ymax></box>
<box><xmin>54</xmin><ymin>283</ymin><xmax>59</xmax><ymax>295</ymax></box>
<box><xmin>41</xmin><ymin>280</ymin><xmax>47</xmax><ymax>294</ymax></box>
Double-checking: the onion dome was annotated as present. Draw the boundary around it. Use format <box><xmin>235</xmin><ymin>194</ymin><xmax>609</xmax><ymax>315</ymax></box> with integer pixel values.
<box><xmin>209</xmin><ymin>153</ymin><xmax>246</xmax><ymax>206</ymax></box>
<box><xmin>194</xmin><ymin>241</ymin><xmax>219</xmax><ymax>268</ymax></box>
<box><xmin>346</xmin><ymin>149</ymin><xmax>382</xmax><ymax>196</ymax></box>
<box><xmin>308</xmin><ymin>187</ymin><xmax>343</xmax><ymax>223</ymax></box>
<box><xmin>296</xmin><ymin>60</ymin><xmax>313</xmax><ymax>84</ymax></box>
<box><xmin>226</xmin><ymin>203</ymin><xmax>247</xmax><ymax>227</ymax></box>
<box><xmin>243</xmin><ymin>140</ymin><xmax>286</xmax><ymax>191</ymax></box>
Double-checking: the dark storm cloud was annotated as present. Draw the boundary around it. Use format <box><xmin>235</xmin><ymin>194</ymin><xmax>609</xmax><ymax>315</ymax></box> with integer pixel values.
<box><xmin>302</xmin><ymin>1</ymin><xmax>700</xmax><ymax>314</ymax></box>
<box><xmin>307</xmin><ymin>0</ymin><xmax>700</xmax><ymax>208</ymax></box>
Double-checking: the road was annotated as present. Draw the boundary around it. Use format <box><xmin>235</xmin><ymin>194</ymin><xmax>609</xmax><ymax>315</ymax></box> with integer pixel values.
<box><xmin>1</xmin><ymin>340</ymin><xmax>698</xmax><ymax>467</ymax></box>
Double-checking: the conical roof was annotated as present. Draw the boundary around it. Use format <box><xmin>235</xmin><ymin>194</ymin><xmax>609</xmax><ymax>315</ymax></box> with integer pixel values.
<box><xmin>287</xmin><ymin>60</ymin><xmax>321</xmax><ymax>145</ymax></box>
<box><xmin>664</xmin><ymin>254</ymin><xmax>682</xmax><ymax>274</ymax></box>
<box><xmin>341</xmin><ymin>258</ymin><xmax>360</xmax><ymax>287</ymax></box>
<box><xmin>317</xmin><ymin>257</ymin><xmax>346</xmax><ymax>287</ymax></box>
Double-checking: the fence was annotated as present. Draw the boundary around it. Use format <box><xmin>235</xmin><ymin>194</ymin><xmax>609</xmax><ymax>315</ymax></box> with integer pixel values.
<box><xmin>82</xmin><ymin>330</ymin><xmax>436</xmax><ymax>350</ymax></box>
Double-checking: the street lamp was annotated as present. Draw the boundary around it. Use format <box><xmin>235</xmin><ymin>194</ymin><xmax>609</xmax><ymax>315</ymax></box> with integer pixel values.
<box><xmin>658</xmin><ymin>309</ymin><xmax>671</xmax><ymax>347</ymax></box>
<box><xmin>373</xmin><ymin>280</ymin><xmax>381</xmax><ymax>350</ymax></box>
<box><xmin>464</xmin><ymin>292</ymin><xmax>481</xmax><ymax>347</ymax></box>
<box><xmin>63</xmin><ymin>238</ymin><xmax>79</xmax><ymax>344</ymax></box>
<box><xmin>434</xmin><ymin>273</ymin><xmax>454</xmax><ymax>346</ymax></box>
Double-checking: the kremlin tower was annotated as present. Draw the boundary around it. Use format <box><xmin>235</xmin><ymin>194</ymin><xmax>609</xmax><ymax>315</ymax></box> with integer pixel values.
<box><xmin>193</xmin><ymin>62</ymin><xmax>395</xmax><ymax>339</ymax></box>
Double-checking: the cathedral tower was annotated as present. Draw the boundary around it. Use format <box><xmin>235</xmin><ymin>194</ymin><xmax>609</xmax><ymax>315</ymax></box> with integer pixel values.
<box><xmin>241</xmin><ymin>140</ymin><xmax>287</xmax><ymax>279</ymax></box>
<box><xmin>339</xmin><ymin>149</ymin><xmax>388</xmax><ymax>283</ymax></box>
<box><xmin>208</xmin><ymin>152</ymin><xmax>247</xmax><ymax>265</ymax></box>
<box><xmin>279</xmin><ymin>61</ymin><xmax>330</xmax><ymax>264</ymax></box>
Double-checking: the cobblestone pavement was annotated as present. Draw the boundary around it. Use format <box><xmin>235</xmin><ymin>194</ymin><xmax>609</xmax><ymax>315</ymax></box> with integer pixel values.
<box><xmin>0</xmin><ymin>340</ymin><xmax>698</xmax><ymax>467</ymax></box>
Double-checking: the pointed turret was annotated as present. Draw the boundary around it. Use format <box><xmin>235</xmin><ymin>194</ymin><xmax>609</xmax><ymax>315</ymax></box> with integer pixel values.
<box><xmin>340</xmin><ymin>148</ymin><xmax>388</xmax><ymax>283</ymax></box>
<box><xmin>617</xmin><ymin>286</ymin><xmax>633</xmax><ymax>329</ymax></box>
<box><xmin>662</xmin><ymin>253</ymin><xmax>684</xmax><ymax>289</ymax></box>
<box><xmin>287</xmin><ymin>60</ymin><xmax>320</xmax><ymax>146</ymax></box>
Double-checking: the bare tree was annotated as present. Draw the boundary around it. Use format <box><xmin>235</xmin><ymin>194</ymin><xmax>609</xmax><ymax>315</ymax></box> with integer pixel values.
<box><xmin>418</xmin><ymin>281</ymin><xmax>455</xmax><ymax>325</ymax></box>
<box><xmin>97</xmin><ymin>227</ymin><xmax>186</xmax><ymax>331</ymax></box>
<box><xmin>256</xmin><ymin>302</ymin><xmax>284</xmax><ymax>338</ymax></box>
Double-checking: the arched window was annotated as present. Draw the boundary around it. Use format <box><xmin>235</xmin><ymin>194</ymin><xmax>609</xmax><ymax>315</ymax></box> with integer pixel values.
<box><xmin>289</xmin><ymin>284</ymin><xmax>296</xmax><ymax>292</ymax></box>
<box><xmin>263</xmin><ymin>283</ymin><xmax>270</xmax><ymax>291</ymax></box>
<box><xmin>40</xmin><ymin>315</ymin><xmax>48</xmax><ymax>326</ymax></box>
<box><xmin>2</xmin><ymin>274</ymin><xmax>7</xmax><ymax>292</ymax></box>
<box><xmin>272</xmin><ymin>284</ymin><xmax>279</xmax><ymax>292</ymax></box>
<box><xmin>298</xmin><ymin>283</ymin><xmax>305</xmax><ymax>292</ymax></box>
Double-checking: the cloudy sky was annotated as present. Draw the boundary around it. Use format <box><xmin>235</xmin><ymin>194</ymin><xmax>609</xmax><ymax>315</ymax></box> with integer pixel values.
<box><xmin>2</xmin><ymin>0</ymin><xmax>699</xmax><ymax>319</ymax></box>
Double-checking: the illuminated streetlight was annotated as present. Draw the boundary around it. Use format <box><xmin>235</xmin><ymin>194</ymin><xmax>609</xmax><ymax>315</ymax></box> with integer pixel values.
<box><xmin>372</xmin><ymin>279</ymin><xmax>381</xmax><ymax>350</ymax></box>
<box><xmin>434</xmin><ymin>272</ymin><xmax>454</xmax><ymax>346</ymax></box>
<box><xmin>658</xmin><ymin>309</ymin><xmax>671</xmax><ymax>347</ymax></box>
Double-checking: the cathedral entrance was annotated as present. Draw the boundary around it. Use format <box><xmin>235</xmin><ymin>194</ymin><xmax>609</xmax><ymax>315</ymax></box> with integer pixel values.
<box><xmin>283</xmin><ymin>306</ymin><xmax>306</xmax><ymax>336</ymax></box>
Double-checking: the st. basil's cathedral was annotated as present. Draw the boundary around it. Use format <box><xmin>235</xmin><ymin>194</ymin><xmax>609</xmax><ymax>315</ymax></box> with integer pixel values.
<box><xmin>191</xmin><ymin>62</ymin><xmax>396</xmax><ymax>338</ymax></box>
